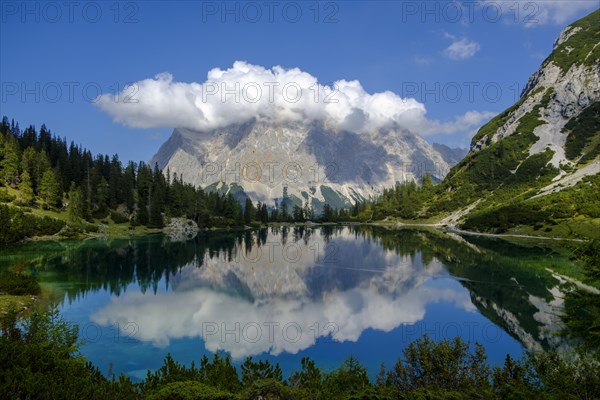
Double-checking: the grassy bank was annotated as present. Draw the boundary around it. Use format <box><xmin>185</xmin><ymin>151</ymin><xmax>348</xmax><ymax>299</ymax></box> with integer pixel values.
<box><xmin>0</xmin><ymin>270</ymin><xmax>42</xmax><ymax>314</ymax></box>
<box><xmin>0</xmin><ymin>294</ymin><xmax>37</xmax><ymax>315</ymax></box>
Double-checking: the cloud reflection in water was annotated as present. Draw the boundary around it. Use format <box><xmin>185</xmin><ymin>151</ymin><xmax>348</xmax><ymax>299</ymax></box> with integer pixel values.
<box><xmin>92</xmin><ymin>228</ymin><xmax>476</xmax><ymax>359</ymax></box>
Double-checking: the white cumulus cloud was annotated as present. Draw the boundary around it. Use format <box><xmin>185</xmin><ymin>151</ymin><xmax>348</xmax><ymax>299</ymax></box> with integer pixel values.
<box><xmin>96</xmin><ymin>61</ymin><xmax>491</xmax><ymax>138</ymax></box>
<box><xmin>443</xmin><ymin>34</ymin><xmax>481</xmax><ymax>60</ymax></box>
<box><xmin>418</xmin><ymin>110</ymin><xmax>497</xmax><ymax>136</ymax></box>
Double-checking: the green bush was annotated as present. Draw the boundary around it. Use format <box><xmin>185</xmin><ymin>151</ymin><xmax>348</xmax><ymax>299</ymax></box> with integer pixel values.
<box><xmin>564</xmin><ymin>102</ymin><xmax>600</xmax><ymax>162</ymax></box>
<box><xmin>240</xmin><ymin>379</ymin><xmax>296</xmax><ymax>400</ymax></box>
<box><xmin>461</xmin><ymin>204</ymin><xmax>549</xmax><ymax>233</ymax></box>
<box><xmin>528</xmin><ymin>352</ymin><xmax>600</xmax><ymax>399</ymax></box>
<box><xmin>542</xmin><ymin>9</ymin><xmax>600</xmax><ymax>71</ymax></box>
<box><xmin>391</xmin><ymin>336</ymin><xmax>490</xmax><ymax>394</ymax></box>
<box><xmin>0</xmin><ymin>188</ymin><xmax>16</xmax><ymax>202</ymax></box>
<box><xmin>147</xmin><ymin>381</ymin><xmax>236</xmax><ymax>400</ymax></box>
<box><xmin>110</xmin><ymin>210</ymin><xmax>130</xmax><ymax>224</ymax></box>
<box><xmin>0</xmin><ymin>308</ymin><xmax>138</xmax><ymax>400</ymax></box>
<box><xmin>0</xmin><ymin>204</ymin><xmax>66</xmax><ymax>244</ymax></box>
<box><xmin>572</xmin><ymin>239</ymin><xmax>600</xmax><ymax>279</ymax></box>
<box><xmin>2</xmin><ymin>308</ymin><xmax>600</xmax><ymax>400</ymax></box>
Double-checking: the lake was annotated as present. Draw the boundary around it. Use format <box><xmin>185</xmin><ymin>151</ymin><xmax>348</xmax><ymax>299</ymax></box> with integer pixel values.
<box><xmin>0</xmin><ymin>226</ymin><xmax>584</xmax><ymax>380</ymax></box>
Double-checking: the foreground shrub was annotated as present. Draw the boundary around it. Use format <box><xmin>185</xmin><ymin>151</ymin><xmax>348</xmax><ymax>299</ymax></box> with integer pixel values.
<box><xmin>146</xmin><ymin>381</ymin><xmax>236</xmax><ymax>400</ymax></box>
<box><xmin>2</xmin><ymin>309</ymin><xmax>600</xmax><ymax>400</ymax></box>
<box><xmin>0</xmin><ymin>307</ymin><xmax>138</xmax><ymax>400</ymax></box>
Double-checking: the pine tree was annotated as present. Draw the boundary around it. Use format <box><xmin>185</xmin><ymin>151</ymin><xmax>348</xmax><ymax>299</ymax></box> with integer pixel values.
<box><xmin>67</xmin><ymin>182</ymin><xmax>83</xmax><ymax>222</ymax></box>
<box><xmin>20</xmin><ymin>147</ymin><xmax>37</xmax><ymax>191</ymax></box>
<box><xmin>80</xmin><ymin>176</ymin><xmax>92</xmax><ymax>221</ymax></box>
<box><xmin>280</xmin><ymin>203</ymin><xmax>289</xmax><ymax>222</ymax></box>
<box><xmin>136</xmin><ymin>162</ymin><xmax>152</xmax><ymax>225</ymax></box>
<box><xmin>95</xmin><ymin>178</ymin><xmax>109</xmax><ymax>217</ymax></box>
<box><xmin>123</xmin><ymin>161</ymin><xmax>136</xmax><ymax>213</ymax></box>
<box><xmin>149</xmin><ymin>189</ymin><xmax>164</xmax><ymax>228</ymax></box>
<box><xmin>108</xmin><ymin>155</ymin><xmax>123</xmax><ymax>208</ymax></box>
<box><xmin>293</xmin><ymin>204</ymin><xmax>303</xmax><ymax>222</ymax></box>
<box><xmin>244</xmin><ymin>197</ymin><xmax>256</xmax><ymax>224</ymax></box>
<box><xmin>148</xmin><ymin>174</ymin><xmax>165</xmax><ymax>228</ymax></box>
<box><xmin>322</xmin><ymin>203</ymin><xmax>334</xmax><ymax>222</ymax></box>
<box><xmin>271</xmin><ymin>199</ymin><xmax>279</xmax><ymax>222</ymax></box>
<box><xmin>422</xmin><ymin>173</ymin><xmax>433</xmax><ymax>191</ymax></box>
<box><xmin>39</xmin><ymin>170</ymin><xmax>61</xmax><ymax>208</ymax></box>
<box><xmin>19</xmin><ymin>170</ymin><xmax>34</xmax><ymax>204</ymax></box>
<box><xmin>137</xmin><ymin>194</ymin><xmax>149</xmax><ymax>226</ymax></box>
<box><xmin>0</xmin><ymin>116</ymin><xmax>9</xmax><ymax>133</ymax></box>
<box><xmin>34</xmin><ymin>151</ymin><xmax>51</xmax><ymax>193</ymax></box>
<box><xmin>257</xmin><ymin>202</ymin><xmax>269</xmax><ymax>223</ymax></box>
<box><xmin>375</xmin><ymin>362</ymin><xmax>390</xmax><ymax>387</ymax></box>
<box><xmin>1</xmin><ymin>136</ymin><xmax>20</xmax><ymax>186</ymax></box>
<box><xmin>303</xmin><ymin>200</ymin><xmax>313</xmax><ymax>221</ymax></box>
<box><xmin>194</xmin><ymin>188</ymin><xmax>210</xmax><ymax>226</ymax></box>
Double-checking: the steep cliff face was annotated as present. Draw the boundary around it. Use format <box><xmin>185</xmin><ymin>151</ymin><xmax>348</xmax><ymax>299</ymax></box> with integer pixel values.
<box><xmin>432</xmin><ymin>9</ymin><xmax>600</xmax><ymax>232</ymax></box>
<box><xmin>151</xmin><ymin>120</ymin><xmax>450</xmax><ymax>210</ymax></box>
<box><xmin>432</xmin><ymin>143</ymin><xmax>468</xmax><ymax>166</ymax></box>
<box><xmin>470</xmin><ymin>10</ymin><xmax>600</xmax><ymax>170</ymax></box>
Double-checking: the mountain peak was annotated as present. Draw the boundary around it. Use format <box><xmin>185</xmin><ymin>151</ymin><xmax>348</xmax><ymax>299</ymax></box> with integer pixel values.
<box><xmin>151</xmin><ymin>119</ymin><xmax>450</xmax><ymax>210</ymax></box>
<box><xmin>521</xmin><ymin>9</ymin><xmax>600</xmax><ymax>100</ymax></box>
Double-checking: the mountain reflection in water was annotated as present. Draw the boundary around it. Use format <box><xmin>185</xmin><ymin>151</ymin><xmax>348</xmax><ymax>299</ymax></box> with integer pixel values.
<box><xmin>0</xmin><ymin>225</ymin><xmax>586</xmax><ymax>378</ymax></box>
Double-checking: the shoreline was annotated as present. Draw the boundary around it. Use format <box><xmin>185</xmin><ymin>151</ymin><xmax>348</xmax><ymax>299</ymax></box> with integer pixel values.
<box><xmin>1</xmin><ymin>220</ymin><xmax>597</xmax><ymax>314</ymax></box>
<box><xmin>368</xmin><ymin>221</ymin><xmax>589</xmax><ymax>242</ymax></box>
<box><xmin>6</xmin><ymin>219</ymin><xmax>591</xmax><ymax>246</ymax></box>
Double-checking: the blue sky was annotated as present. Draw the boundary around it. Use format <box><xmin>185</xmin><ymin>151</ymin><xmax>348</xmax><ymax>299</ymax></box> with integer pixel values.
<box><xmin>1</xmin><ymin>1</ymin><xmax>598</xmax><ymax>162</ymax></box>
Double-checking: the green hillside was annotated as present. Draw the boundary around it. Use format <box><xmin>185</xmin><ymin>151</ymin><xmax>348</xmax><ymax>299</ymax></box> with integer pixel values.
<box><xmin>423</xmin><ymin>9</ymin><xmax>600</xmax><ymax>238</ymax></box>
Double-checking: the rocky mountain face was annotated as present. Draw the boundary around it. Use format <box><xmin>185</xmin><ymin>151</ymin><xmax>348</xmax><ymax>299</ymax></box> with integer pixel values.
<box><xmin>433</xmin><ymin>9</ymin><xmax>600</xmax><ymax>230</ymax></box>
<box><xmin>151</xmin><ymin>120</ymin><xmax>450</xmax><ymax>210</ymax></box>
<box><xmin>431</xmin><ymin>143</ymin><xmax>468</xmax><ymax>166</ymax></box>
<box><xmin>469</xmin><ymin>10</ymin><xmax>599</xmax><ymax>169</ymax></box>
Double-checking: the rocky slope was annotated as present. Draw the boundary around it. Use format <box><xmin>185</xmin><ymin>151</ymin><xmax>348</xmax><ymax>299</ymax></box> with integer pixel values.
<box><xmin>432</xmin><ymin>143</ymin><xmax>468</xmax><ymax>166</ymax></box>
<box><xmin>432</xmin><ymin>9</ymin><xmax>600</xmax><ymax>235</ymax></box>
<box><xmin>151</xmin><ymin>120</ymin><xmax>450</xmax><ymax>211</ymax></box>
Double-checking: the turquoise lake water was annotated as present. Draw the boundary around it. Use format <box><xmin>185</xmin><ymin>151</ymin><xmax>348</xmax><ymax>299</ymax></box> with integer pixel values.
<box><xmin>0</xmin><ymin>226</ymin><xmax>579</xmax><ymax>380</ymax></box>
